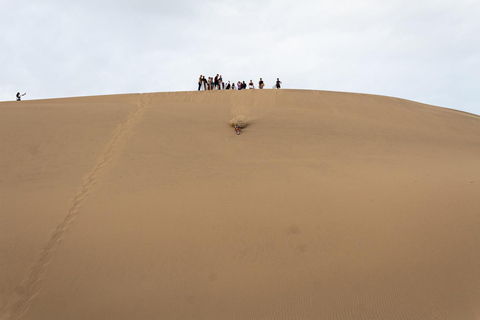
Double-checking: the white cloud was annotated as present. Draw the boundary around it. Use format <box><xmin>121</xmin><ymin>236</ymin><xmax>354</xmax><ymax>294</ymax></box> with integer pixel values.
<box><xmin>1</xmin><ymin>0</ymin><xmax>479</xmax><ymax>114</ymax></box>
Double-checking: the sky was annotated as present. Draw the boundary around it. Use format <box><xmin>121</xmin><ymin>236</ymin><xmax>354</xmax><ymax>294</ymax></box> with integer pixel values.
<box><xmin>1</xmin><ymin>0</ymin><xmax>479</xmax><ymax>115</ymax></box>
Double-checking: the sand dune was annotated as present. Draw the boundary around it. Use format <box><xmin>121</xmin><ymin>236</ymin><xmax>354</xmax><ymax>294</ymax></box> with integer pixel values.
<box><xmin>1</xmin><ymin>90</ymin><xmax>479</xmax><ymax>319</ymax></box>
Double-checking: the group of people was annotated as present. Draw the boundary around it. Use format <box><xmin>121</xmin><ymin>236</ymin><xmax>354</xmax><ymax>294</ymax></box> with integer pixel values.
<box><xmin>14</xmin><ymin>75</ymin><xmax>283</xmax><ymax>102</ymax></box>
<box><xmin>198</xmin><ymin>75</ymin><xmax>282</xmax><ymax>91</ymax></box>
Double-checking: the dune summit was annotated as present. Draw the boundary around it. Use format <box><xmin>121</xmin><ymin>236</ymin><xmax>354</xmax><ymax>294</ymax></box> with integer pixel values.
<box><xmin>1</xmin><ymin>89</ymin><xmax>479</xmax><ymax>320</ymax></box>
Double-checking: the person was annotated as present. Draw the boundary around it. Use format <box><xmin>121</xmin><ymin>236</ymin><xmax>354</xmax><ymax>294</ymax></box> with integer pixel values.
<box><xmin>242</xmin><ymin>81</ymin><xmax>247</xmax><ymax>90</ymax></box>
<box><xmin>259</xmin><ymin>78</ymin><xmax>265</xmax><ymax>89</ymax></box>
<box><xmin>208</xmin><ymin>77</ymin><xmax>213</xmax><ymax>90</ymax></box>
<box><xmin>276</xmin><ymin>78</ymin><xmax>282</xmax><ymax>89</ymax></box>
<box><xmin>214</xmin><ymin>74</ymin><xmax>219</xmax><ymax>90</ymax></box>
<box><xmin>198</xmin><ymin>75</ymin><xmax>203</xmax><ymax>91</ymax></box>
<box><xmin>202</xmin><ymin>76</ymin><xmax>207</xmax><ymax>90</ymax></box>
<box><xmin>248</xmin><ymin>80</ymin><xmax>254</xmax><ymax>89</ymax></box>
<box><xmin>219</xmin><ymin>75</ymin><xmax>224</xmax><ymax>90</ymax></box>
<box><xmin>225</xmin><ymin>81</ymin><xmax>231</xmax><ymax>90</ymax></box>
<box><xmin>16</xmin><ymin>92</ymin><xmax>26</xmax><ymax>101</ymax></box>
<box><xmin>232</xmin><ymin>83</ymin><xmax>236</xmax><ymax>90</ymax></box>
<box><xmin>234</xmin><ymin>124</ymin><xmax>241</xmax><ymax>135</ymax></box>
<box><xmin>237</xmin><ymin>81</ymin><xmax>242</xmax><ymax>90</ymax></box>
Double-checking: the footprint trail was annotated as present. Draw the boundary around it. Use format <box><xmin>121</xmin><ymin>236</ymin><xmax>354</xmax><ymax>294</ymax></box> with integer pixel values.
<box><xmin>0</xmin><ymin>93</ymin><xmax>154</xmax><ymax>320</ymax></box>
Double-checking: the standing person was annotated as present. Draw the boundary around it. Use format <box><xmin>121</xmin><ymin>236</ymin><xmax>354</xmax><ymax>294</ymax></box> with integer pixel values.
<box><xmin>248</xmin><ymin>80</ymin><xmax>254</xmax><ymax>89</ymax></box>
<box><xmin>208</xmin><ymin>77</ymin><xmax>213</xmax><ymax>90</ymax></box>
<box><xmin>198</xmin><ymin>75</ymin><xmax>203</xmax><ymax>91</ymax></box>
<box><xmin>276</xmin><ymin>78</ymin><xmax>282</xmax><ymax>89</ymax></box>
<box><xmin>202</xmin><ymin>76</ymin><xmax>207</xmax><ymax>90</ymax></box>
<box><xmin>219</xmin><ymin>75</ymin><xmax>224</xmax><ymax>90</ymax></box>
<box><xmin>242</xmin><ymin>81</ymin><xmax>247</xmax><ymax>90</ymax></box>
<box><xmin>225</xmin><ymin>81</ymin><xmax>231</xmax><ymax>90</ymax></box>
<box><xmin>16</xmin><ymin>92</ymin><xmax>26</xmax><ymax>101</ymax></box>
<box><xmin>259</xmin><ymin>78</ymin><xmax>265</xmax><ymax>89</ymax></box>
<box><xmin>237</xmin><ymin>81</ymin><xmax>242</xmax><ymax>90</ymax></box>
<box><xmin>232</xmin><ymin>82</ymin><xmax>236</xmax><ymax>90</ymax></box>
<box><xmin>214</xmin><ymin>74</ymin><xmax>219</xmax><ymax>90</ymax></box>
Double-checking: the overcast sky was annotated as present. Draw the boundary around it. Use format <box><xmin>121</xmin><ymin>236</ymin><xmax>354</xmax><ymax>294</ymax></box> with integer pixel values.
<box><xmin>1</xmin><ymin>0</ymin><xmax>479</xmax><ymax>115</ymax></box>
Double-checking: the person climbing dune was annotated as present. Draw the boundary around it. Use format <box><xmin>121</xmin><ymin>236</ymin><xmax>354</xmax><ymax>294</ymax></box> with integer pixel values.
<box><xmin>234</xmin><ymin>124</ymin><xmax>241</xmax><ymax>135</ymax></box>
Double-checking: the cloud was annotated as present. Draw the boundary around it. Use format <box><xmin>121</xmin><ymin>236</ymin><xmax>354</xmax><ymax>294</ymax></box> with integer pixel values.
<box><xmin>1</xmin><ymin>0</ymin><xmax>479</xmax><ymax>114</ymax></box>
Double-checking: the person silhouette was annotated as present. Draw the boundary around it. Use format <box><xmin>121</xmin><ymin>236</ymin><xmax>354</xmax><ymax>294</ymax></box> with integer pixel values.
<box><xmin>16</xmin><ymin>92</ymin><xmax>26</xmax><ymax>101</ymax></box>
<box><xmin>259</xmin><ymin>78</ymin><xmax>265</xmax><ymax>89</ymax></box>
<box><xmin>275</xmin><ymin>78</ymin><xmax>282</xmax><ymax>89</ymax></box>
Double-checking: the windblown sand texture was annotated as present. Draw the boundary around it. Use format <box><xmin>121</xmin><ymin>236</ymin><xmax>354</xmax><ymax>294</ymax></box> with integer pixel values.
<box><xmin>1</xmin><ymin>90</ymin><xmax>480</xmax><ymax>320</ymax></box>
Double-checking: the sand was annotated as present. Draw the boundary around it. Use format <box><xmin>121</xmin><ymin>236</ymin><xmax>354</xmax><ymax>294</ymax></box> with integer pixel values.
<box><xmin>1</xmin><ymin>89</ymin><xmax>479</xmax><ymax>319</ymax></box>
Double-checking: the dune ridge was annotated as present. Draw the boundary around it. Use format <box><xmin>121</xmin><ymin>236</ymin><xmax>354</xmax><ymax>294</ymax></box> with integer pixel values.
<box><xmin>1</xmin><ymin>90</ymin><xmax>479</xmax><ymax>319</ymax></box>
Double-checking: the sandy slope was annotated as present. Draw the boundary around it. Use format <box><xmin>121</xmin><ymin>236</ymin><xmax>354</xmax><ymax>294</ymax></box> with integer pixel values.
<box><xmin>1</xmin><ymin>90</ymin><xmax>479</xmax><ymax>320</ymax></box>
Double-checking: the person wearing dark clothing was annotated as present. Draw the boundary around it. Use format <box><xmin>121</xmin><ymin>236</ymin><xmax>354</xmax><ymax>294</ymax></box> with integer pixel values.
<box><xmin>259</xmin><ymin>78</ymin><xmax>265</xmax><ymax>89</ymax></box>
<box><xmin>276</xmin><ymin>78</ymin><xmax>282</xmax><ymax>89</ymax></box>
<box><xmin>214</xmin><ymin>74</ymin><xmax>219</xmax><ymax>90</ymax></box>
<box><xmin>198</xmin><ymin>75</ymin><xmax>203</xmax><ymax>91</ymax></box>
<box><xmin>16</xmin><ymin>92</ymin><xmax>26</xmax><ymax>101</ymax></box>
